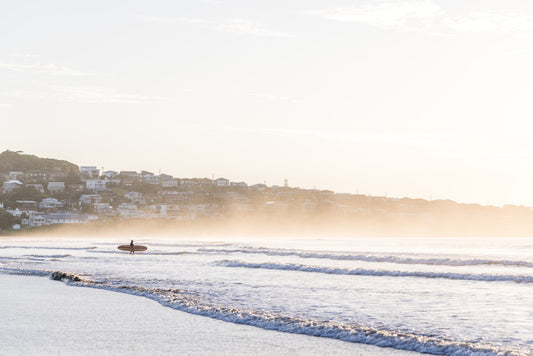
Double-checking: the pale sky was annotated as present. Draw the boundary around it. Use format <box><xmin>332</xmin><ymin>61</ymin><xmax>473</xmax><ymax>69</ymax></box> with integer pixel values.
<box><xmin>2</xmin><ymin>0</ymin><xmax>533</xmax><ymax>206</ymax></box>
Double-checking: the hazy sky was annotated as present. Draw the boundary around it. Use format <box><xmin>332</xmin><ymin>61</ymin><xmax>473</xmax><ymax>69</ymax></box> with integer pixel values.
<box><xmin>2</xmin><ymin>0</ymin><xmax>533</xmax><ymax>206</ymax></box>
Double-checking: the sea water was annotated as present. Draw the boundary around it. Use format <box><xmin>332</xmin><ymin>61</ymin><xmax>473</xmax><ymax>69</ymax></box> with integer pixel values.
<box><xmin>1</xmin><ymin>236</ymin><xmax>532</xmax><ymax>355</ymax></box>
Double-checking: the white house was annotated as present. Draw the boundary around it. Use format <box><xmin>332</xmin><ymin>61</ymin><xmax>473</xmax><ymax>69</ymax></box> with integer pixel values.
<box><xmin>94</xmin><ymin>203</ymin><xmax>113</xmax><ymax>215</ymax></box>
<box><xmin>9</xmin><ymin>171</ymin><xmax>24</xmax><ymax>180</ymax></box>
<box><xmin>79</xmin><ymin>194</ymin><xmax>102</xmax><ymax>205</ymax></box>
<box><xmin>103</xmin><ymin>170</ymin><xmax>118</xmax><ymax>178</ymax></box>
<box><xmin>47</xmin><ymin>181</ymin><xmax>65</xmax><ymax>193</ymax></box>
<box><xmin>230</xmin><ymin>181</ymin><xmax>248</xmax><ymax>187</ymax></box>
<box><xmin>86</xmin><ymin>179</ymin><xmax>107</xmax><ymax>192</ymax></box>
<box><xmin>40</xmin><ymin>198</ymin><xmax>64</xmax><ymax>209</ymax></box>
<box><xmin>3</xmin><ymin>180</ymin><xmax>23</xmax><ymax>192</ymax></box>
<box><xmin>117</xmin><ymin>203</ymin><xmax>142</xmax><ymax>218</ymax></box>
<box><xmin>80</xmin><ymin>166</ymin><xmax>100</xmax><ymax>179</ymax></box>
<box><xmin>216</xmin><ymin>178</ymin><xmax>230</xmax><ymax>187</ymax></box>
<box><xmin>149</xmin><ymin>204</ymin><xmax>181</xmax><ymax>217</ymax></box>
<box><xmin>124</xmin><ymin>191</ymin><xmax>145</xmax><ymax>204</ymax></box>
<box><xmin>161</xmin><ymin>178</ymin><xmax>178</xmax><ymax>188</ymax></box>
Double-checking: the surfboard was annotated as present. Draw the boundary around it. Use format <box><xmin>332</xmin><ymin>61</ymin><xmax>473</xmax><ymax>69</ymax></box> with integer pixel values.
<box><xmin>117</xmin><ymin>245</ymin><xmax>147</xmax><ymax>252</ymax></box>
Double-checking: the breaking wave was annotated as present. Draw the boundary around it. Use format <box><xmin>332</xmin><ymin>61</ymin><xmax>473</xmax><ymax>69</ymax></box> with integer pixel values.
<box><xmin>217</xmin><ymin>260</ymin><xmax>533</xmax><ymax>284</ymax></box>
<box><xmin>0</xmin><ymin>267</ymin><xmax>523</xmax><ymax>355</ymax></box>
<box><xmin>200</xmin><ymin>247</ymin><xmax>533</xmax><ymax>268</ymax></box>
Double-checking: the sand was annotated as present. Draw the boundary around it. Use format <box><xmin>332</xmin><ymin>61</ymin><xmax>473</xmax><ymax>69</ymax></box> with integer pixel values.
<box><xmin>0</xmin><ymin>273</ymin><xmax>419</xmax><ymax>355</ymax></box>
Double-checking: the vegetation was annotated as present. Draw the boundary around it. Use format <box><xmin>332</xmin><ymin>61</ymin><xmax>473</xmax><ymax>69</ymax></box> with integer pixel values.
<box><xmin>0</xmin><ymin>208</ymin><xmax>20</xmax><ymax>230</ymax></box>
<box><xmin>0</xmin><ymin>150</ymin><xmax>78</xmax><ymax>175</ymax></box>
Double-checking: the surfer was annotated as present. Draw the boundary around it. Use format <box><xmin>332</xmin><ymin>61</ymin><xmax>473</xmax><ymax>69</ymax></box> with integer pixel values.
<box><xmin>130</xmin><ymin>240</ymin><xmax>134</xmax><ymax>254</ymax></box>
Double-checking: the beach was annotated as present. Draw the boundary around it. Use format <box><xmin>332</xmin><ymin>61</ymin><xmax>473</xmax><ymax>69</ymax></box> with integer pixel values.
<box><xmin>1</xmin><ymin>236</ymin><xmax>531</xmax><ymax>355</ymax></box>
<box><xmin>0</xmin><ymin>273</ymin><xmax>417</xmax><ymax>355</ymax></box>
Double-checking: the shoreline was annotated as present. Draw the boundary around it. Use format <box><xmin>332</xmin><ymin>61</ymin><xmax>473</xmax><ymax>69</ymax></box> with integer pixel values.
<box><xmin>0</xmin><ymin>273</ymin><xmax>419</xmax><ymax>355</ymax></box>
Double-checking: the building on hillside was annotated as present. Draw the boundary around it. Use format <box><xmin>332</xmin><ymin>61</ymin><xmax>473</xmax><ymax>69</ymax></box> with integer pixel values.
<box><xmin>158</xmin><ymin>191</ymin><xmax>192</xmax><ymax>203</ymax></box>
<box><xmin>48</xmin><ymin>172</ymin><xmax>66</xmax><ymax>181</ymax></box>
<box><xmin>124</xmin><ymin>191</ymin><xmax>145</xmax><ymax>204</ymax></box>
<box><xmin>28</xmin><ymin>171</ymin><xmax>48</xmax><ymax>182</ymax></box>
<box><xmin>179</xmin><ymin>178</ymin><xmax>195</xmax><ymax>187</ymax></box>
<box><xmin>47</xmin><ymin>182</ymin><xmax>65</xmax><ymax>193</ymax></box>
<box><xmin>80</xmin><ymin>166</ymin><xmax>100</xmax><ymax>179</ymax></box>
<box><xmin>103</xmin><ymin>170</ymin><xmax>118</xmax><ymax>178</ymax></box>
<box><xmin>28</xmin><ymin>213</ymin><xmax>89</xmax><ymax>226</ymax></box>
<box><xmin>143</xmin><ymin>175</ymin><xmax>161</xmax><ymax>185</ymax></box>
<box><xmin>117</xmin><ymin>203</ymin><xmax>142</xmax><ymax>218</ymax></box>
<box><xmin>86</xmin><ymin>179</ymin><xmax>107</xmax><ymax>192</ymax></box>
<box><xmin>230</xmin><ymin>181</ymin><xmax>248</xmax><ymax>188</ymax></box>
<box><xmin>94</xmin><ymin>203</ymin><xmax>113</xmax><ymax>215</ymax></box>
<box><xmin>79</xmin><ymin>194</ymin><xmax>102</xmax><ymax>206</ymax></box>
<box><xmin>148</xmin><ymin>204</ymin><xmax>181</xmax><ymax>217</ymax></box>
<box><xmin>16</xmin><ymin>200</ymin><xmax>39</xmax><ymax>210</ymax></box>
<box><xmin>40</xmin><ymin>198</ymin><xmax>64</xmax><ymax>209</ymax></box>
<box><xmin>118</xmin><ymin>171</ymin><xmax>138</xmax><ymax>185</ymax></box>
<box><xmin>161</xmin><ymin>178</ymin><xmax>178</xmax><ymax>188</ymax></box>
<box><xmin>3</xmin><ymin>180</ymin><xmax>23</xmax><ymax>192</ymax></box>
<box><xmin>215</xmin><ymin>178</ymin><xmax>230</xmax><ymax>187</ymax></box>
<box><xmin>250</xmin><ymin>183</ymin><xmax>267</xmax><ymax>191</ymax></box>
<box><xmin>9</xmin><ymin>171</ymin><xmax>24</xmax><ymax>180</ymax></box>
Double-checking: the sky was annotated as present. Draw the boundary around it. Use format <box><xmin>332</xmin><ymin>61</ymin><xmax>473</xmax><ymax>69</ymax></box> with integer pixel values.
<box><xmin>2</xmin><ymin>0</ymin><xmax>533</xmax><ymax>206</ymax></box>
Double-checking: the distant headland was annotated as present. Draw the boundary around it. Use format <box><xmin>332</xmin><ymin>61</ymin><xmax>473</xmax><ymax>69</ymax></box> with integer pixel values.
<box><xmin>1</xmin><ymin>150</ymin><xmax>533</xmax><ymax>237</ymax></box>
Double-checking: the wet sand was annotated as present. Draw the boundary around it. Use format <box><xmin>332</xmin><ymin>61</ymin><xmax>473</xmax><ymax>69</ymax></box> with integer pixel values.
<box><xmin>0</xmin><ymin>273</ymin><xmax>418</xmax><ymax>355</ymax></box>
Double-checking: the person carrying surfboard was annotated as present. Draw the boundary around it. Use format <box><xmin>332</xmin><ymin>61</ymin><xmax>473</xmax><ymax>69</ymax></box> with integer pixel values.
<box><xmin>130</xmin><ymin>240</ymin><xmax>135</xmax><ymax>255</ymax></box>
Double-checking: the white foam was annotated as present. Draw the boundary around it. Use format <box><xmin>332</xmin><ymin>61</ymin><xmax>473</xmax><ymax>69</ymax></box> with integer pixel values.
<box><xmin>200</xmin><ymin>247</ymin><xmax>533</xmax><ymax>268</ymax></box>
<box><xmin>217</xmin><ymin>260</ymin><xmax>533</xmax><ymax>283</ymax></box>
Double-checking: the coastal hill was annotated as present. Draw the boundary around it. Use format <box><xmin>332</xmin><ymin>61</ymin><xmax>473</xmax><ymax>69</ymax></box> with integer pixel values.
<box><xmin>1</xmin><ymin>150</ymin><xmax>533</xmax><ymax>236</ymax></box>
<box><xmin>0</xmin><ymin>150</ymin><xmax>78</xmax><ymax>175</ymax></box>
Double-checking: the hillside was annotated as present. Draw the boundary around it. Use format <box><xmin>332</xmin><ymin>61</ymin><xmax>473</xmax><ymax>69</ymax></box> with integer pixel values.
<box><xmin>0</xmin><ymin>150</ymin><xmax>79</xmax><ymax>175</ymax></box>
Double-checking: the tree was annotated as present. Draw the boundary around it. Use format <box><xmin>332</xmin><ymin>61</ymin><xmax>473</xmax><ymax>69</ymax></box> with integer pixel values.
<box><xmin>1</xmin><ymin>186</ymin><xmax>45</xmax><ymax>203</ymax></box>
<box><xmin>0</xmin><ymin>209</ymin><xmax>20</xmax><ymax>230</ymax></box>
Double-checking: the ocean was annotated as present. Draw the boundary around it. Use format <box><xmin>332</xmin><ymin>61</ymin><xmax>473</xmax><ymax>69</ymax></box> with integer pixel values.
<box><xmin>1</xmin><ymin>235</ymin><xmax>532</xmax><ymax>355</ymax></box>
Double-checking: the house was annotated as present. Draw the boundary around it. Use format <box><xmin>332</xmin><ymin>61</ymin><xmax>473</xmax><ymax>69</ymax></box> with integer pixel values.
<box><xmin>230</xmin><ymin>181</ymin><xmax>248</xmax><ymax>188</ymax></box>
<box><xmin>16</xmin><ymin>200</ymin><xmax>38</xmax><ymax>210</ymax></box>
<box><xmin>40</xmin><ymin>198</ymin><xmax>64</xmax><ymax>209</ymax></box>
<box><xmin>47</xmin><ymin>182</ymin><xmax>65</xmax><ymax>193</ymax></box>
<box><xmin>161</xmin><ymin>178</ymin><xmax>178</xmax><ymax>188</ymax></box>
<box><xmin>159</xmin><ymin>191</ymin><xmax>192</xmax><ymax>203</ymax></box>
<box><xmin>124</xmin><ymin>191</ymin><xmax>145</xmax><ymax>204</ymax></box>
<box><xmin>28</xmin><ymin>171</ymin><xmax>48</xmax><ymax>181</ymax></box>
<box><xmin>86</xmin><ymin>179</ymin><xmax>107</xmax><ymax>192</ymax></box>
<box><xmin>48</xmin><ymin>172</ymin><xmax>66</xmax><ymax>181</ymax></box>
<box><xmin>103</xmin><ymin>170</ymin><xmax>118</xmax><ymax>178</ymax></box>
<box><xmin>148</xmin><ymin>204</ymin><xmax>181</xmax><ymax>217</ymax></box>
<box><xmin>143</xmin><ymin>175</ymin><xmax>161</xmax><ymax>185</ymax></box>
<box><xmin>26</xmin><ymin>183</ymin><xmax>45</xmax><ymax>193</ymax></box>
<box><xmin>9</xmin><ymin>171</ymin><xmax>24</xmax><ymax>180</ymax></box>
<box><xmin>79</xmin><ymin>194</ymin><xmax>102</xmax><ymax>206</ymax></box>
<box><xmin>80</xmin><ymin>166</ymin><xmax>100</xmax><ymax>179</ymax></box>
<box><xmin>42</xmin><ymin>213</ymin><xmax>89</xmax><ymax>225</ymax></box>
<box><xmin>3</xmin><ymin>180</ymin><xmax>23</xmax><ymax>192</ymax></box>
<box><xmin>215</xmin><ymin>178</ymin><xmax>230</xmax><ymax>187</ymax></box>
<box><xmin>118</xmin><ymin>171</ymin><xmax>138</xmax><ymax>185</ymax></box>
<box><xmin>250</xmin><ymin>183</ymin><xmax>267</xmax><ymax>191</ymax></box>
<box><xmin>117</xmin><ymin>203</ymin><xmax>142</xmax><ymax>218</ymax></box>
<box><xmin>93</xmin><ymin>203</ymin><xmax>113</xmax><ymax>215</ymax></box>
<box><xmin>179</xmin><ymin>178</ymin><xmax>195</xmax><ymax>187</ymax></box>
